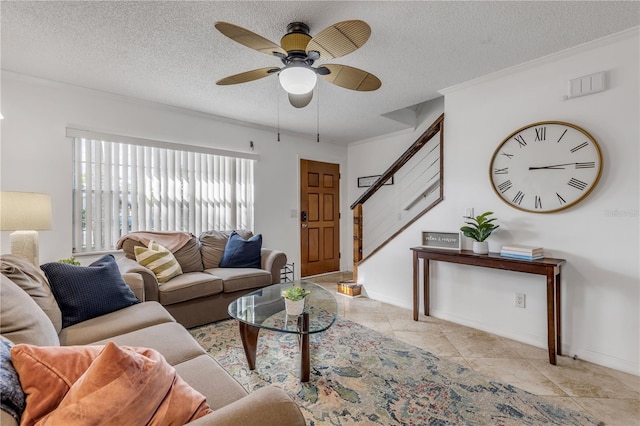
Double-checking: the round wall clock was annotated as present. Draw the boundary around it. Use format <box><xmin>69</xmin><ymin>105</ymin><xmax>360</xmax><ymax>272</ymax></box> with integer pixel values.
<box><xmin>489</xmin><ymin>121</ymin><xmax>602</xmax><ymax>213</ymax></box>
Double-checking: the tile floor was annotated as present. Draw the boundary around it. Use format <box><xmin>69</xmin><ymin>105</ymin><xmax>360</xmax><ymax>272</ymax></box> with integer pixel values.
<box><xmin>309</xmin><ymin>272</ymin><xmax>639</xmax><ymax>426</ymax></box>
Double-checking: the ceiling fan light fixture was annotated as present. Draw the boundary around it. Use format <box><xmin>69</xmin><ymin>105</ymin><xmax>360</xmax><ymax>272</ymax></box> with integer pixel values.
<box><xmin>279</xmin><ymin>66</ymin><xmax>317</xmax><ymax>95</ymax></box>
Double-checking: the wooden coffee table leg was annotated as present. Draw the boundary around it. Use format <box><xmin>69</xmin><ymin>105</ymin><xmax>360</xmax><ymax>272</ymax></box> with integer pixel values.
<box><xmin>298</xmin><ymin>313</ymin><xmax>310</xmax><ymax>382</ymax></box>
<box><xmin>238</xmin><ymin>321</ymin><xmax>260</xmax><ymax>370</ymax></box>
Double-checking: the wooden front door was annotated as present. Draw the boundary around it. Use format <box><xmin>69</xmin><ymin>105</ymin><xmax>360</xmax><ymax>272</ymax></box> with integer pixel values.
<box><xmin>300</xmin><ymin>159</ymin><xmax>340</xmax><ymax>277</ymax></box>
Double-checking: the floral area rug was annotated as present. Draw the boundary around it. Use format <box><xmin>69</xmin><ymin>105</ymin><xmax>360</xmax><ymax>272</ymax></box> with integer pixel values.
<box><xmin>190</xmin><ymin>319</ymin><xmax>602</xmax><ymax>426</ymax></box>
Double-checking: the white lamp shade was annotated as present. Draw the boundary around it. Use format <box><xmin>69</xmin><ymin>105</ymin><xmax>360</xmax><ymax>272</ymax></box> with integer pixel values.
<box><xmin>0</xmin><ymin>191</ymin><xmax>52</xmax><ymax>231</ymax></box>
<box><xmin>279</xmin><ymin>67</ymin><xmax>317</xmax><ymax>95</ymax></box>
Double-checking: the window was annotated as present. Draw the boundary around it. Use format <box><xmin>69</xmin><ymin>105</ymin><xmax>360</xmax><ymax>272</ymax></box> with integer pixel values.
<box><xmin>69</xmin><ymin>129</ymin><xmax>256</xmax><ymax>253</ymax></box>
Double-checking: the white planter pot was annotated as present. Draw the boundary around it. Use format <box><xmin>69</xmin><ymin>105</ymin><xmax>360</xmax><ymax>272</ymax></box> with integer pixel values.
<box><xmin>472</xmin><ymin>241</ymin><xmax>489</xmax><ymax>254</ymax></box>
<box><xmin>284</xmin><ymin>298</ymin><xmax>306</xmax><ymax>316</ymax></box>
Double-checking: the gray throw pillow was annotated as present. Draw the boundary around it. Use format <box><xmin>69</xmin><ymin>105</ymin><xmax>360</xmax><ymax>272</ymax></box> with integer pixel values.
<box><xmin>0</xmin><ymin>254</ymin><xmax>63</xmax><ymax>333</ymax></box>
<box><xmin>0</xmin><ymin>336</ymin><xmax>26</xmax><ymax>422</ymax></box>
<box><xmin>0</xmin><ymin>275</ymin><xmax>60</xmax><ymax>346</ymax></box>
<box><xmin>200</xmin><ymin>230</ymin><xmax>253</xmax><ymax>269</ymax></box>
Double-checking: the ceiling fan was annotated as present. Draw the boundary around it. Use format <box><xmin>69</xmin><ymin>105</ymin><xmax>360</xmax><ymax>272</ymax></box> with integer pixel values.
<box><xmin>215</xmin><ymin>20</ymin><xmax>382</xmax><ymax>108</ymax></box>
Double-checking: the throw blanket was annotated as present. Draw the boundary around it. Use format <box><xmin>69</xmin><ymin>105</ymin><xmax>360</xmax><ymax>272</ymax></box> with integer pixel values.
<box><xmin>116</xmin><ymin>231</ymin><xmax>193</xmax><ymax>252</ymax></box>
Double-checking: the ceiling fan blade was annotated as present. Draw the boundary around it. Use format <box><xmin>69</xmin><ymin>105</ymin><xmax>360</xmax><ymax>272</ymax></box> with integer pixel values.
<box><xmin>306</xmin><ymin>20</ymin><xmax>371</xmax><ymax>60</ymax></box>
<box><xmin>288</xmin><ymin>92</ymin><xmax>314</xmax><ymax>108</ymax></box>
<box><xmin>215</xmin><ymin>22</ymin><xmax>287</xmax><ymax>57</ymax></box>
<box><xmin>320</xmin><ymin>64</ymin><xmax>381</xmax><ymax>91</ymax></box>
<box><xmin>216</xmin><ymin>67</ymin><xmax>280</xmax><ymax>85</ymax></box>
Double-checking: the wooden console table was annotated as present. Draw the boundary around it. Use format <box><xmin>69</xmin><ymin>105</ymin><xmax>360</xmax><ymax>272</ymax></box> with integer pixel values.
<box><xmin>411</xmin><ymin>247</ymin><xmax>566</xmax><ymax>365</ymax></box>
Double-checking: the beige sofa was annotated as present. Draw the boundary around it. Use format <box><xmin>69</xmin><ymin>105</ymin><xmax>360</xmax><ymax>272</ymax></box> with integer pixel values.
<box><xmin>117</xmin><ymin>230</ymin><xmax>287</xmax><ymax>328</ymax></box>
<box><xmin>0</xmin><ymin>255</ymin><xmax>305</xmax><ymax>426</ymax></box>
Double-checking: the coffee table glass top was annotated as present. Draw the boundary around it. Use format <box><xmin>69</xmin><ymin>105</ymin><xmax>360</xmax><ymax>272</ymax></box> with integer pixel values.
<box><xmin>228</xmin><ymin>280</ymin><xmax>337</xmax><ymax>335</ymax></box>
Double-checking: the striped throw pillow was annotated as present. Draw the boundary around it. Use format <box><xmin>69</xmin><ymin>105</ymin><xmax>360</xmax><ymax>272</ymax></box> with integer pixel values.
<box><xmin>134</xmin><ymin>241</ymin><xmax>183</xmax><ymax>284</ymax></box>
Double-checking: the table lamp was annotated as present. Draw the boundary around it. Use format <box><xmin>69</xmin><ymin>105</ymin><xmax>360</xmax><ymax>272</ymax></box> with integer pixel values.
<box><xmin>0</xmin><ymin>191</ymin><xmax>52</xmax><ymax>266</ymax></box>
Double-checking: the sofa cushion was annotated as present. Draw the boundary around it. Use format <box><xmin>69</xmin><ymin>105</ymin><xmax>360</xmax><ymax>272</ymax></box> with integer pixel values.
<box><xmin>58</xmin><ymin>301</ymin><xmax>175</xmax><ymax>346</ymax></box>
<box><xmin>173</xmin><ymin>354</ymin><xmax>248</xmax><ymax>411</ymax></box>
<box><xmin>199</xmin><ymin>230</ymin><xmax>253</xmax><ymax>269</ymax></box>
<box><xmin>0</xmin><ymin>336</ymin><xmax>25</xmax><ymax>423</ymax></box>
<box><xmin>40</xmin><ymin>254</ymin><xmax>140</xmax><ymax>328</ymax></box>
<box><xmin>11</xmin><ymin>343</ymin><xmax>212</xmax><ymax>425</ymax></box>
<box><xmin>157</xmin><ymin>272</ymin><xmax>224</xmax><ymax>306</ymax></box>
<box><xmin>219</xmin><ymin>231</ymin><xmax>262</xmax><ymax>269</ymax></box>
<box><xmin>122</xmin><ymin>235</ymin><xmax>204</xmax><ymax>273</ymax></box>
<box><xmin>34</xmin><ymin>342</ymin><xmax>212</xmax><ymax>425</ymax></box>
<box><xmin>90</xmin><ymin>322</ymin><xmax>205</xmax><ymax>366</ymax></box>
<box><xmin>205</xmin><ymin>268</ymin><xmax>272</xmax><ymax>293</ymax></box>
<box><xmin>0</xmin><ymin>275</ymin><xmax>60</xmax><ymax>346</ymax></box>
<box><xmin>0</xmin><ymin>254</ymin><xmax>62</xmax><ymax>333</ymax></box>
<box><xmin>134</xmin><ymin>241</ymin><xmax>183</xmax><ymax>283</ymax></box>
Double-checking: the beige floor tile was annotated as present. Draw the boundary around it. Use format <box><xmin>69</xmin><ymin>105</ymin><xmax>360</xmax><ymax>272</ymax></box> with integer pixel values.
<box><xmin>530</xmin><ymin>357</ymin><xmax>640</xmax><ymax>399</ymax></box>
<box><xmin>573</xmin><ymin>397</ymin><xmax>640</xmax><ymax>426</ymax></box>
<box><xmin>392</xmin><ymin>330</ymin><xmax>462</xmax><ymax>357</ymax></box>
<box><xmin>465</xmin><ymin>358</ymin><xmax>569</xmax><ymax>396</ymax></box>
<box><xmin>443</xmin><ymin>328</ymin><xmax>520</xmax><ymax>359</ymax></box>
<box><xmin>498</xmin><ymin>336</ymin><xmax>550</xmax><ymax>360</ymax></box>
<box><xmin>586</xmin><ymin>362</ymin><xmax>640</xmax><ymax>394</ymax></box>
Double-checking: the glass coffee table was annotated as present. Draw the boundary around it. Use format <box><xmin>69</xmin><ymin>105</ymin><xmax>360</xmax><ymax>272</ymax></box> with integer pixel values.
<box><xmin>228</xmin><ymin>280</ymin><xmax>337</xmax><ymax>382</ymax></box>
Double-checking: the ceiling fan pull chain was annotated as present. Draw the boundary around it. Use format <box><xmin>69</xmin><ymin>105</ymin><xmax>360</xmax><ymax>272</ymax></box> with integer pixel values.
<box><xmin>277</xmin><ymin>78</ymin><xmax>281</xmax><ymax>142</ymax></box>
<box><xmin>316</xmin><ymin>84</ymin><xmax>320</xmax><ymax>143</ymax></box>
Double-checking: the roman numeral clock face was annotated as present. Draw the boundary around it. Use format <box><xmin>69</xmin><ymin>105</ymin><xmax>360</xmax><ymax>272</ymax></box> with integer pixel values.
<box><xmin>490</xmin><ymin>121</ymin><xmax>603</xmax><ymax>213</ymax></box>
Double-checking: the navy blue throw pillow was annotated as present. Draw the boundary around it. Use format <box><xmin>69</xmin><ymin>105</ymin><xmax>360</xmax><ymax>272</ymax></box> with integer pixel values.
<box><xmin>40</xmin><ymin>254</ymin><xmax>140</xmax><ymax>328</ymax></box>
<box><xmin>219</xmin><ymin>231</ymin><xmax>262</xmax><ymax>269</ymax></box>
<box><xmin>0</xmin><ymin>336</ymin><xmax>26</xmax><ymax>422</ymax></box>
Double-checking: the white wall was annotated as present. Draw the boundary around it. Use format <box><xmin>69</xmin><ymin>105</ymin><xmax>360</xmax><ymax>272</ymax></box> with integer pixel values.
<box><xmin>351</xmin><ymin>29</ymin><xmax>640</xmax><ymax>375</ymax></box>
<box><xmin>0</xmin><ymin>73</ymin><xmax>350</xmax><ymax>276</ymax></box>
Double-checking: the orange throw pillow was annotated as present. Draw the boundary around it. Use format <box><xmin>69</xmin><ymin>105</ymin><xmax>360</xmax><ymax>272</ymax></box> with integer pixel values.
<box><xmin>11</xmin><ymin>343</ymin><xmax>212</xmax><ymax>426</ymax></box>
<box><xmin>10</xmin><ymin>344</ymin><xmax>104</xmax><ymax>425</ymax></box>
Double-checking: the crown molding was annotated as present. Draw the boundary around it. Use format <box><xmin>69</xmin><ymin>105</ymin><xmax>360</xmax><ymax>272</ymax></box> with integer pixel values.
<box><xmin>439</xmin><ymin>27</ymin><xmax>639</xmax><ymax>96</ymax></box>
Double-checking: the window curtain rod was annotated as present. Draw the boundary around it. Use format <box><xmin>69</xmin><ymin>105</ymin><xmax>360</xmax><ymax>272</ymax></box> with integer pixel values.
<box><xmin>66</xmin><ymin>128</ymin><xmax>260</xmax><ymax>161</ymax></box>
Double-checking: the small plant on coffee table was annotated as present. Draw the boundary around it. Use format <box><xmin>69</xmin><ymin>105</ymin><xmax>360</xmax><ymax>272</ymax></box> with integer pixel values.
<box><xmin>282</xmin><ymin>286</ymin><xmax>310</xmax><ymax>301</ymax></box>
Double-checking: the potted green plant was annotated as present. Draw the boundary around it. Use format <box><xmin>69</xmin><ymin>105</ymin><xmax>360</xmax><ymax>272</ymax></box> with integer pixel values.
<box><xmin>58</xmin><ymin>257</ymin><xmax>81</xmax><ymax>266</ymax></box>
<box><xmin>460</xmin><ymin>211</ymin><xmax>499</xmax><ymax>254</ymax></box>
<box><xmin>282</xmin><ymin>286</ymin><xmax>311</xmax><ymax>316</ymax></box>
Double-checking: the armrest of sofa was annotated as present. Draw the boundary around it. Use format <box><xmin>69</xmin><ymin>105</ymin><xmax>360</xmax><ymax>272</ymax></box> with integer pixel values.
<box><xmin>261</xmin><ymin>249</ymin><xmax>287</xmax><ymax>284</ymax></box>
<box><xmin>116</xmin><ymin>257</ymin><xmax>160</xmax><ymax>301</ymax></box>
<box><xmin>121</xmin><ymin>272</ymin><xmax>145</xmax><ymax>301</ymax></box>
<box><xmin>186</xmin><ymin>386</ymin><xmax>305</xmax><ymax>426</ymax></box>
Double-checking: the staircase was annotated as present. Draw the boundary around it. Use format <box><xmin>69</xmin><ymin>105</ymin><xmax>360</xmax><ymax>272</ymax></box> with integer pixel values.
<box><xmin>351</xmin><ymin>113</ymin><xmax>444</xmax><ymax>280</ymax></box>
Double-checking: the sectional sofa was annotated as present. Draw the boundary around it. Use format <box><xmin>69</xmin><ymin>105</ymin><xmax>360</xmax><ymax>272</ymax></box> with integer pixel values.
<box><xmin>116</xmin><ymin>230</ymin><xmax>287</xmax><ymax>328</ymax></box>
<box><xmin>0</xmin><ymin>254</ymin><xmax>305</xmax><ymax>425</ymax></box>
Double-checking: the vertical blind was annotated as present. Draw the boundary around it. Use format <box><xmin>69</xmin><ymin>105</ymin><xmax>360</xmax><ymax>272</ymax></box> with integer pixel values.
<box><xmin>71</xmin><ymin>135</ymin><xmax>255</xmax><ymax>253</ymax></box>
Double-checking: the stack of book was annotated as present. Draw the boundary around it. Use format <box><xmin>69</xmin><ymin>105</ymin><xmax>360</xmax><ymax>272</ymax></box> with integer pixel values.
<box><xmin>500</xmin><ymin>245</ymin><xmax>544</xmax><ymax>260</ymax></box>
<box><xmin>337</xmin><ymin>281</ymin><xmax>362</xmax><ymax>297</ymax></box>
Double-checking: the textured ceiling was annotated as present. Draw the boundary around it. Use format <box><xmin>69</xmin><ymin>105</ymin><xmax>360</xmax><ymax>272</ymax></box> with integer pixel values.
<box><xmin>2</xmin><ymin>1</ymin><xmax>639</xmax><ymax>145</ymax></box>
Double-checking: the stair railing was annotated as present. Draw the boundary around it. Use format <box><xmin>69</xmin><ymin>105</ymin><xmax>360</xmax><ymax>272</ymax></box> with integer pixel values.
<box><xmin>350</xmin><ymin>113</ymin><xmax>444</xmax><ymax>281</ymax></box>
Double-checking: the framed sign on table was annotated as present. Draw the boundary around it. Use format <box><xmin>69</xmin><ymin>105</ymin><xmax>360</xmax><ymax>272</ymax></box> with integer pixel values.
<box><xmin>421</xmin><ymin>231</ymin><xmax>461</xmax><ymax>250</ymax></box>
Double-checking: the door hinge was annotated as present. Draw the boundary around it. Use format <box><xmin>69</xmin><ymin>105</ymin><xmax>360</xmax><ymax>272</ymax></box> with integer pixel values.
<box><xmin>339</xmin><ymin>212</ymin><xmax>341</xmax><ymax>219</ymax></box>
<box><xmin>339</xmin><ymin>252</ymin><xmax>341</xmax><ymax>259</ymax></box>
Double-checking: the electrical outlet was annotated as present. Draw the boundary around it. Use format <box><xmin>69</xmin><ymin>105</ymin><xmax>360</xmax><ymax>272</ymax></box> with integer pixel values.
<box><xmin>515</xmin><ymin>293</ymin><xmax>526</xmax><ymax>308</ymax></box>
